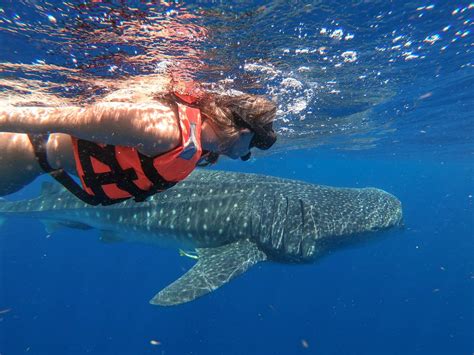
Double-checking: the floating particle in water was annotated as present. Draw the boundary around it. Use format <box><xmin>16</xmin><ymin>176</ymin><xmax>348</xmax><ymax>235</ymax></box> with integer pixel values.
<box><xmin>403</xmin><ymin>52</ymin><xmax>419</xmax><ymax>60</ymax></box>
<box><xmin>288</xmin><ymin>98</ymin><xmax>308</xmax><ymax>114</ymax></box>
<box><xmin>244</xmin><ymin>63</ymin><xmax>279</xmax><ymax>77</ymax></box>
<box><xmin>297</xmin><ymin>66</ymin><xmax>311</xmax><ymax>72</ymax></box>
<box><xmin>344</xmin><ymin>33</ymin><xmax>354</xmax><ymax>40</ymax></box>
<box><xmin>393</xmin><ymin>35</ymin><xmax>404</xmax><ymax>43</ymax></box>
<box><xmin>424</xmin><ymin>34</ymin><xmax>441</xmax><ymax>44</ymax></box>
<box><xmin>47</xmin><ymin>15</ymin><xmax>57</xmax><ymax>24</ymax></box>
<box><xmin>301</xmin><ymin>339</ymin><xmax>309</xmax><ymax>348</ymax></box>
<box><xmin>295</xmin><ymin>48</ymin><xmax>310</xmax><ymax>54</ymax></box>
<box><xmin>341</xmin><ymin>50</ymin><xmax>357</xmax><ymax>63</ymax></box>
<box><xmin>281</xmin><ymin>77</ymin><xmax>303</xmax><ymax>90</ymax></box>
<box><xmin>329</xmin><ymin>29</ymin><xmax>344</xmax><ymax>40</ymax></box>
<box><xmin>150</xmin><ymin>340</ymin><xmax>161</xmax><ymax>346</ymax></box>
<box><xmin>442</xmin><ymin>25</ymin><xmax>451</xmax><ymax>32</ymax></box>
<box><xmin>416</xmin><ymin>4</ymin><xmax>434</xmax><ymax>11</ymax></box>
<box><xmin>418</xmin><ymin>92</ymin><xmax>433</xmax><ymax>100</ymax></box>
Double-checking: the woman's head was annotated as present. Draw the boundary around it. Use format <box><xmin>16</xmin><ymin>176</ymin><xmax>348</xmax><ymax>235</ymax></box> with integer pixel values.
<box><xmin>183</xmin><ymin>91</ymin><xmax>277</xmax><ymax>161</ymax></box>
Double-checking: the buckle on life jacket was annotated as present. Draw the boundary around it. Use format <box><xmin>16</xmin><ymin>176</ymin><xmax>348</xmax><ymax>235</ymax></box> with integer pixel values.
<box><xmin>178</xmin><ymin>122</ymin><xmax>198</xmax><ymax>160</ymax></box>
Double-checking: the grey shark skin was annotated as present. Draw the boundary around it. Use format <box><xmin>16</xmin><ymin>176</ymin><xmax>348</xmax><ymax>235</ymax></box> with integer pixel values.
<box><xmin>0</xmin><ymin>170</ymin><xmax>403</xmax><ymax>306</ymax></box>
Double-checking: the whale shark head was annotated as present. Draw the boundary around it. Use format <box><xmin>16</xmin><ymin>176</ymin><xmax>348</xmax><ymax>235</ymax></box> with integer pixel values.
<box><xmin>250</xmin><ymin>185</ymin><xmax>403</xmax><ymax>263</ymax></box>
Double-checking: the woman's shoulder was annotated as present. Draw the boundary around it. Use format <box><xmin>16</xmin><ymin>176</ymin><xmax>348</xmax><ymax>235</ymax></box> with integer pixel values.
<box><xmin>100</xmin><ymin>75</ymin><xmax>173</xmax><ymax>104</ymax></box>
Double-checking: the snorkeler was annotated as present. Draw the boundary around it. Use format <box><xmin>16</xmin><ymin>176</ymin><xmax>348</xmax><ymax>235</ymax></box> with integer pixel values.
<box><xmin>0</xmin><ymin>83</ymin><xmax>277</xmax><ymax>205</ymax></box>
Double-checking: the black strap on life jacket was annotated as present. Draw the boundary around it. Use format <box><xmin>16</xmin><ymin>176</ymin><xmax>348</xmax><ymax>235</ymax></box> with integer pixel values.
<box><xmin>75</xmin><ymin>139</ymin><xmax>141</xmax><ymax>205</ymax></box>
<box><xmin>28</xmin><ymin>134</ymin><xmax>102</xmax><ymax>206</ymax></box>
<box><xmin>28</xmin><ymin>135</ymin><xmax>176</xmax><ymax>206</ymax></box>
<box><xmin>74</xmin><ymin>139</ymin><xmax>176</xmax><ymax>204</ymax></box>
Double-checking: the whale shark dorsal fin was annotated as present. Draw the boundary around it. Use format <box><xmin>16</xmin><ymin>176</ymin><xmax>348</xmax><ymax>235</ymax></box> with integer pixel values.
<box><xmin>150</xmin><ymin>239</ymin><xmax>267</xmax><ymax>306</ymax></box>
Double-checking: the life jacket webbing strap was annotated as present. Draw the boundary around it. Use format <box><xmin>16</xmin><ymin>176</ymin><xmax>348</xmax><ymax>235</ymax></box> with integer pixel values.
<box><xmin>75</xmin><ymin>140</ymin><xmax>140</xmax><ymax>204</ymax></box>
<box><xmin>138</xmin><ymin>152</ymin><xmax>177</xmax><ymax>196</ymax></box>
<box><xmin>74</xmin><ymin>140</ymin><xmax>176</xmax><ymax>204</ymax></box>
<box><xmin>27</xmin><ymin>134</ymin><xmax>101</xmax><ymax>206</ymax></box>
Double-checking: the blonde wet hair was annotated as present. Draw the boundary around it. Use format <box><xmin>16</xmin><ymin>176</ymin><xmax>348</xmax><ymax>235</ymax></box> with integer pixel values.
<box><xmin>172</xmin><ymin>91</ymin><xmax>277</xmax><ymax>151</ymax></box>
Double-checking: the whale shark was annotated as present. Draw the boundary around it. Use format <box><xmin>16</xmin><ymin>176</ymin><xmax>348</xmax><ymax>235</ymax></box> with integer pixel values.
<box><xmin>0</xmin><ymin>170</ymin><xmax>403</xmax><ymax>306</ymax></box>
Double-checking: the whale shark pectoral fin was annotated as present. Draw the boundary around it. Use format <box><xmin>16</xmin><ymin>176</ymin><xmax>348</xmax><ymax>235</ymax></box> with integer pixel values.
<box><xmin>150</xmin><ymin>239</ymin><xmax>267</xmax><ymax>306</ymax></box>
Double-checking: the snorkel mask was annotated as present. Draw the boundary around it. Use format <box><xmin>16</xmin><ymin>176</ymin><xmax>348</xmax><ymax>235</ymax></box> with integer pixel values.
<box><xmin>233</xmin><ymin>114</ymin><xmax>277</xmax><ymax>161</ymax></box>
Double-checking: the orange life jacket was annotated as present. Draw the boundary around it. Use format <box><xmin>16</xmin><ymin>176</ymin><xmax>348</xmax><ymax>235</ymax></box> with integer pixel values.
<box><xmin>70</xmin><ymin>94</ymin><xmax>203</xmax><ymax>205</ymax></box>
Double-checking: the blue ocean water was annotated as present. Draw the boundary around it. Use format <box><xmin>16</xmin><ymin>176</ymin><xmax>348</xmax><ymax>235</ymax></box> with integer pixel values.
<box><xmin>1</xmin><ymin>1</ymin><xmax>473</xmax><ymax>354</ymax></box>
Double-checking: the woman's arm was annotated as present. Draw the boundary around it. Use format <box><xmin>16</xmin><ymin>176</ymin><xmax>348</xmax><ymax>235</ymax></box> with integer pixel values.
<box><xmin>0</xmin><ymin>102</ymin><xmax>180</xmax><ymax>156</ymax></box>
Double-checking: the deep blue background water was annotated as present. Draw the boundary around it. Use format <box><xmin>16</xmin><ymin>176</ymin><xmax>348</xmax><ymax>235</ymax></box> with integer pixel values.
<box><xmin>1</xmin><ymin>151</ymin><xmax>473</xmax><ymax>355</ymax></box>
<box><xmin>1</xmin><ymin>0</ymin><xmax>474</xmax><ymax>354</ymax></box>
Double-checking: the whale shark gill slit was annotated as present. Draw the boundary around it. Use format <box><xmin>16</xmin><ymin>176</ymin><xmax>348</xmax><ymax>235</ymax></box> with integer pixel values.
<box><xmin>299</xmin><ymin>198</ymin><xmax>305</xmax><ymax>230</ymax></box>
